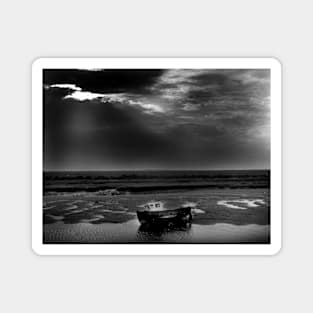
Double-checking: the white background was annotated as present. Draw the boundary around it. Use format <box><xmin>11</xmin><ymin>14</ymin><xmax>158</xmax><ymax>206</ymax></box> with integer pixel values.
<box><xmin>0</xmin><ymin>0</ymin><xmax>311</xmax><ymax>312</ymax></box>
<box><xmin>32</xmin><ymin>58</ymin><xmax>281</xmax><ymax>256</ymax></box>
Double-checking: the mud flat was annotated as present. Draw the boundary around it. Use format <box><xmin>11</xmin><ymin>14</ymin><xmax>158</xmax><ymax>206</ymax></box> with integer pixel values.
<box><xmin>43</xmin><ymin>187</ymin><xmax>270</xmax><ymax>244</ymax></box>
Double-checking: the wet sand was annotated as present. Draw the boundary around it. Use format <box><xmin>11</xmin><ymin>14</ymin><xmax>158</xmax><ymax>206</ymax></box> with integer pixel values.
<box><xmin>44</xmin><ymin>220</ymin><xmax>269</xmax><ymax>244</ymax></box>
<box><xmin>43</xmin><ymin>188</ymin><xmax>270</xmax><ymax>244</ymax></box>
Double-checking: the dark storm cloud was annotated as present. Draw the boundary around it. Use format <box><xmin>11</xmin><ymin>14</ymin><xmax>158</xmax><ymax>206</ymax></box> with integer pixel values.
<box><xmin>162</xmin><ymin>69</ymin><xmax>270</xmax><ymax>132</ymax></box>
<box><xmin>44</xmin><ymin>87</ymin><xmax>183</xmax><ymax>169</ymax></box>
<box><xmin>43</xmin><ymin>68</ymin><xmax>270</xmax><ymax>170</ymax></box>
<box><xmin>43</xmin><ymin>69</ymin><xmax>165</xmax><ymax>94</ymax></box>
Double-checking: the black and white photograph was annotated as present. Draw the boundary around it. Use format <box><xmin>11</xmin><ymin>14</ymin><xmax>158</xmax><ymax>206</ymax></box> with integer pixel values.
<box><xmin>3</xmin><ymin>0</ymin><xmax>312</xmax><ymax>310</ymax></box>
<box><xmin>32</xmin><ymin>58</ymin><xmax>281</xmax><ymax>254</ymax></box>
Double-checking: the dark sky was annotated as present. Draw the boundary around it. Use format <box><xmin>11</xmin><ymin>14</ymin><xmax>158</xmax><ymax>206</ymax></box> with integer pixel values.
<box><xmin>43</xmin><ymin>68</ymin><xmax>270</xmax><ymax>171</ymax></box>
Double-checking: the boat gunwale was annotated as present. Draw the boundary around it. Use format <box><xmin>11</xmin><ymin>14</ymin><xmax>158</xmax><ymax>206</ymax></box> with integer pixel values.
<box><xmin>136</xmin><ymin>206</ymin><xmax>192</xmax><ymax>216</ymax></box>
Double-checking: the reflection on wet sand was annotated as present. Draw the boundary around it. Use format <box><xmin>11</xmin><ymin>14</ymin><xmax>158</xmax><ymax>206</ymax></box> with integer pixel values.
<box><xmin>44</xmin><ymin>219</ymin><xmax>270</xmax><ymax>244</ymax></box>
<box><xmin>137</xmin><ymin>222</ymin><xmax>192</xmax><ymax>242</ymax></box>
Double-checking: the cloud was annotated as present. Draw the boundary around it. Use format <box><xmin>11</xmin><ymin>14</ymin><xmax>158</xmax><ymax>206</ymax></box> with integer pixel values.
<box><xmin>49</xmin><ymin>84</ymin><xmax>82</xmax><ymax>91</ymax></box>
<box><xmin>64</xmin><ymin>90</ymin><xmax>105</xmax><ymax>101</ymax></box>
<box><xmin>44</xmin><ymin>69</ymin><xmax>165</xmax><ymax>94</ymax></box>
<box><xmin>136</xmin><ymin>103</ymin><xmax>165</xmax><ymax>114</ymax></box>
<box><xmin>182</xmin><ymin>103</ymin><xmax>201</xmax><ymax>111</ymax></box>
<box><xmin>47</xmin><ymin>83</ymin><xmax>107</xmax><ymax>101</ymax></box>
<box><xmin>46</xmin><ymin>74</ymin><xmax>168</xmax><ymax>114</ymax></box>
<box><xmin>44</xmin><ymin>90</ymin><xmax>181</xmax><ymax>169</ymax></box>
<box><xmin>43</xmin><ymin>69</ymin><xmax>270</xmax><ymax>170</ymax></box>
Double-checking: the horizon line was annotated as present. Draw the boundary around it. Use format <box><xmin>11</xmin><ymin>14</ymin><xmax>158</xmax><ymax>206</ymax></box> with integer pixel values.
<box><xmin>43</xmin><ymin>168</ymin><xmax>270</xmax><ymax>172</ymax></box>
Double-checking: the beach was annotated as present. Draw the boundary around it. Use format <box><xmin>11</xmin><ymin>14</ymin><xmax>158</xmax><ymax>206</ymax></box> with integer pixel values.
<box><xmin>43</xmin><ymin>172</ymin><xmax>270</xmax><ymax>244</ymax></box>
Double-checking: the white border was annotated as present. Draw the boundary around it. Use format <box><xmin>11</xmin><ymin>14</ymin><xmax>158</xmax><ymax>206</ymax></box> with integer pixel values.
<box><xmin>32</xmin><ymin>58</ymin><xmax>281</xmax><ymax>255</ymax></box>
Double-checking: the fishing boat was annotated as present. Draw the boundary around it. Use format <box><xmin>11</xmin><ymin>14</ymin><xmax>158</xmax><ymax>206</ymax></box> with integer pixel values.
<box><xmin>136</xmin><ymin>200</ymin><xmax>193</xmax><ymax>227</ymax></box>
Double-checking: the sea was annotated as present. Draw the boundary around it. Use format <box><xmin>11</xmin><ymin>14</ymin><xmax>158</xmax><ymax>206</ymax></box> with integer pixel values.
<box><xmin>44</xmin><ymin>170</ymin><xmax>270</xmax><ymax>194</ymax></box>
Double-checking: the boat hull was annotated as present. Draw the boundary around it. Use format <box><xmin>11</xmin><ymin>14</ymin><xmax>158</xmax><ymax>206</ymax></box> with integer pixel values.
<box><xmin>136</xmin><ymin>207</ymin><xmax>192</xmax><ymax>227</ymax></box>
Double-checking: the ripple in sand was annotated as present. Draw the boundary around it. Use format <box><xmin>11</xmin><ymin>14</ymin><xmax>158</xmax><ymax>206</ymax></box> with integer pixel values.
<box><xmin>80</xmin><ymin>215</ymin><xmax>104</xmax><ymax>223</ymax></box>
<box><xmin>99</xmin><ymin>209</ymin><xmax>131</xmax><ymax>214</ymax></box>
<box><xmin>217</xmin><ymin>199</ymin><xmax>265</xmax><ymax>210</ymax></box>
<box><xmin>46</xmin><ymin>214</ymin><xmax>64</xmax><ymax>221</ymax></box>
<box><xmin>66</xmin><ymin>209</ymin><xmax>84</xmax><ymax>214</ymax></box>
<box><xmin>43</xmin><ymin>206</ymin><xmax>56</xmax><ymax>211</ymax></box>
<box><xmin>90</xmin><ymin>205</ymin><xmax>105</xmax><ymax>209</ymax></box>
<box><xmin>63</xmin><ymin>205</ymin><xmax>79</xmax><ymax>210</ymax></box>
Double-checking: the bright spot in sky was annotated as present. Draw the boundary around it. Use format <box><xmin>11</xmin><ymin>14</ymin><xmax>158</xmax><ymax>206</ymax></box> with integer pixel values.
<box><xmin>139</xmin><ymin>103</ymin><xmax>165</xmax><ymax>113</ymax></box>
<box><xmin>64</xmin><ymin>91</ymin><xmax>105</xmax><ymax>101</ymax></box>
<box><xmin>50</xmin><ymin>84</ymin><xmax>105</xmax><ymax>101</ymax></box>
<box><xmin>50</xmin><ymin>84</ymin><xmax>82</xmax><ymax>91</ymax></box>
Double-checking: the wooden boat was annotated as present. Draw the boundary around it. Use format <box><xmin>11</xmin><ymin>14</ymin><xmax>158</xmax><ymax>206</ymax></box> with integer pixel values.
<box><xmin>137</xmin><ymin>201</ymin><xmax>192</xmax><ymax>226</ymax></box>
